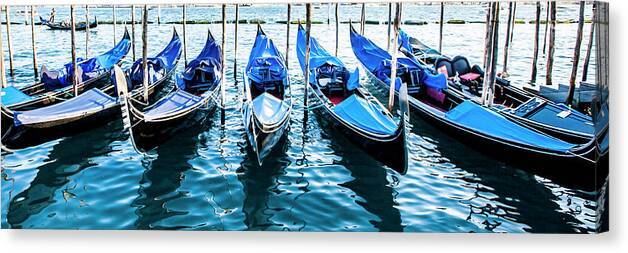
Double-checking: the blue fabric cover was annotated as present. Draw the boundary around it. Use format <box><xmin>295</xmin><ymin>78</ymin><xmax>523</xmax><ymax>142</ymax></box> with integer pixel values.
<box><xmin>445</xmin><ymin>101</ymin><xmax>577</xmax><ymax>152</ymax></box>
<box><xmin>332</xmin><ymin>94</ymin><xmax>398</xmax><ymax>136</ymax></box>
<box><xmin>349</xmin><ymin>26</ymin><xmax>446</xmax><ymax>91</ymax></box>
<box><xmin>397</xmin><ymin>29</ymin><xmax>414</xmax><ymax>55</ymax></box>
<box><xmin>251</xmin><ymin>92</ymin><xmax>290</xmax><ymax>126</ymax></box>
<box><xmin>1</xmin><ymin>86</ymin><xmax>33</xmax><ymax>106</ymax></box>
<box><xmin>129</xmin><ymin>30</ymin><xmax>182</xmax><ymax>89</ymax></box>
<box><xmin>246</xmin><ymin>28</ymin><xmax>287</xmax><ymax>87</ymax></box>
<box><xmin>143</xmin><ymin>90</ymin><xmax>202</xmax><ymax>121</ymax></box>
<box><xmin>13</xmin><ymin>88</ymin><xmax>116</xmax><ymax>126</ymax></box>
<box><xmin>42</xmin><ymin>30</ymin><xmax>131</xmax><ymax>90</ymax></box>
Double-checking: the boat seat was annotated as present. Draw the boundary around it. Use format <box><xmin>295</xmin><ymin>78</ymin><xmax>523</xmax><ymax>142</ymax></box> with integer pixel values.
<box><xmin>435</xmin><ymin>57</ymin><xmax>455</xmax><ymax>78</ymax></box>
<box><xmin>407</xmin><ymin>69</ymin><xmax>422</xmax><ymax>94</ymax></box>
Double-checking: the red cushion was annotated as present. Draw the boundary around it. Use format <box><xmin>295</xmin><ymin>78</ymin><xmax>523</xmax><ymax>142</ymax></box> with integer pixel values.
<box><xmin>460</xmin><ymin>72</ymin><xmax>481</xmax><ymax>81</ymax></box>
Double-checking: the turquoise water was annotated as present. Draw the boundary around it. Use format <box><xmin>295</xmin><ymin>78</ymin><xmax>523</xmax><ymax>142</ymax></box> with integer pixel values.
<box><xmin>1</xmin><ymin>3</ymin><xmax>606</xmax><ymax>232</ymax></box>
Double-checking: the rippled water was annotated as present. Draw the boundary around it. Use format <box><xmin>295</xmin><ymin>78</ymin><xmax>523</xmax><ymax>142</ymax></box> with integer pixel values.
<box><xmin>1</xmin><ymin>3</ymin><xmax>606</xmax><ymax>232</ymax></box>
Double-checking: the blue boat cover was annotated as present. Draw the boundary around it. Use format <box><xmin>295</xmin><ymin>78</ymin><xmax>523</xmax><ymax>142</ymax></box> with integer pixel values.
<box><xmin>42</xmin><ymin>29</ymin><xmax>132</xmax><ymax>90</ymax></box>
<box><xmin>246</xmin><ymin>28</ymin><xmax>287</xmax><ymax>87</ymax></box>
<box><xmin>143</xmin><ymin>90</ymin><xmax>203</xmax><ymax>121</ymax></box>
<box><xmin>1</xmin><ymin>86</ymin><xmax>34</xmax><ymax>106</ymax></box>
<box><xmin>129</xmin><ymin>30</ymin><xmax>182</xmax><ymax>89</ymax></box>
<box><xmin>296</xmin><ymin>25</ymin><xmax>361</xmax><ymax>91</ymax></box>
<box><xmin>180</xmin><ymin>30</ymin><xmax>222</xmax><ymax>90</ymax></box>
<box><xmin>332</xmin><ymin>94</ymin><xmax>398</xmax><ymax>136</ymax></box>
<box><xmin>397</xmin><ymin>29</ymin><xmax>414</xmax><ymax>55</ymax></box>
<box><xmin>445</xmin><ymin>101</ymin><xmax>577</xmax><ymax>152</ymax></box>
<box><xmin>13</xmin><ymin>88</ymin><xmax>117</xmax><ymax>126</ymax></box>
<box><xmin>349</xmin><ymin>26</ymin><xmax>446</xmax><ymax>91</ymax></box>
<box><xmin>251</xmin><ymin>92</ymin><xmax>290</xmax><ymax>126</ymax></box>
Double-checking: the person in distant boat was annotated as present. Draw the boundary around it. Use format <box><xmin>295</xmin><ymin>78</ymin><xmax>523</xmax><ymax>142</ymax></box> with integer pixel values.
<box><xmin>49</xmin><ymin>8</ymin><xmax>56</xmax><ymax>23</ymax></box>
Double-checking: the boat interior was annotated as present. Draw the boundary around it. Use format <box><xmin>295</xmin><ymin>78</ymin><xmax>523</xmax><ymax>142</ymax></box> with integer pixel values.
<box><xmin>180</xmin><ymin>60</ymin><xmax>220</xmax><ymax>96</ymax></box>
<box><xmin>314</xmin><ymin>63</ymin><xmax>354</xmax><ymax>105</ymax></box>
<box><xmin>248</xmin><ymin>57</ymin><xmax>287</xmax><ymax>100</ymax></box>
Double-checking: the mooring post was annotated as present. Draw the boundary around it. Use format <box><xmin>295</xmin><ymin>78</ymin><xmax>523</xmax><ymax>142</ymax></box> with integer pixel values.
<box><xmin>131</xmin><ymin>5</ymin><xmax>136</xmax><ymax>62</ymax></box>
<box><xmin>234</xmin><ymin>4</ymin><xmax>239</xmax><ymax>80</ymax></box>
<box><xmin>482</xmin><ymin>2</ymin><xmax>500</xmax><ymax>107</ymax></box>
<box><xmin>113</xmin><ymin>5</ymin><xmax>117</xmax><ymax>46</ymax></box>
<box><xmin>545</xmin><ymin>1</ymin><xmax>556</xmax><ymax>86</ymax></box>
<box><xmin>71</xmin><ymin>5</ymin><xmax>78</xmax><ymax>96</ymax></box>
<box><xmin>221</xmin><ymin>4</ymin><xmax>226</xmax><ymax>108</ymax></box>
<box><xmin>85</xmin><ymin>5</ymin><xmax>90</xmax><ymax>58</ymax></box>
<box><xmin>510</xmin><ymin>2</ymin><xmax>517</xmax><ymax>44</ymax></box>
<box><xmin>582</xmin><ymin>2</ymin><xmax>596</xmax><ymax>82</ymax></box>
<box><xmin>327</xmin><ymin>3</ymin><xmax>330</xmax><ymax>25</ymax></box>
<box><xmin>0</xmin><ymin>7</ymin><xmax>5</xmax><ymax>88</ymax></box>
<box><xmin>388</xmin><ymin>3</ymin><xmax>402</xmax><ymax>113</ymax></box>
<box><xmin>141</xmin><ymin>5</ymin><xmax>149</xmax><ymax>102</ymax></box>
<box><xmin>335</xmin><ymin>3</ymin><xmax>339</xmax><ymax>57</ymax></box>
<box><xmin>483</xmin><ymin>3</ymin><xmax>492</xmax><ymax>71</ymax></box>
<box><xmin>502</xmin><ymin>2</ymin><xmax>513</xmax><ymax>76</ymax></box>
<box><xmin>30</xmin><ymin>5</ymin><xmax>38</xmax><ymax>79</ymax></box>
<box><xmin>542</xmin><ymin>1</ymin><xmax>549</xmax><ymax>55</ymax></box>
<box><xmin>439</xmin><ymin>2</ymin><xmax>444</xmax><ymax>52</ymax></box>
<box><xmin>286</xmin><ymin>4</ymin><xmax>291</xmax><ymax>69</ymax></box>
<box><xmin>157</xmin><ymin>5</ymin><xmax>161</xmax><ymax>25</ymax></box>
<box><xmin>531</xmin><ymin>1</ymin><xmax>541</xmax><ymax>84</ymax></box>
<box><xmin>566</xmin><ymin>1</ymin><xmax>585</xmax><ymax>106</ymax></box>
<box><xmin>304</xmin><ymin>3</ymin><xmax>312</xmax><ymax>108</ymax></box>
<box><xmin>5</xmin><ymin>6</ymin><xmax>14</xmax><ymax>77</ymax></box>
<box><xmin>182</xmin><ymin>5</ymin><xmax>188</xmax><ymax>66</ymax></box>
<box><xmin>360</xmin><ymin>3</ymin><xmax>365</xmax><ymax>35</ymax></box>
<box><xmin>387</xmin><ymin>3</ymin><xmax>392</xmax><ymax>51</ymax></box>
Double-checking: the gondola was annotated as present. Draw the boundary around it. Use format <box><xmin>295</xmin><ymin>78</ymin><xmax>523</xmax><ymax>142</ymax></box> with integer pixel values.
<box><xmin>241</xmin><ymin>25</ymin><xmax>292</xmax><ymax>166</ymax></box>
<box><xmin>350</xmin><ymin>24</ymin><xmax>599</xmax><ymax>189</ymax></box>
<box><xmin>1</xmin><ymin>29</ymin><xmax>182</xmax><ymax>149</ymax></box>
<box><xmin>398</xmin><ymin>28</ymin><xmax>594</xmax><ymax>144</ymax></box>
<box><xmin>0</xmin><ymin>28</ymin><xmax>131</xmax><ymax>111</ymax></box>
<box><xmin>295</xmin><ymin>24</ymin><xmax>408</xmax><ymax>173</ymax></box>
<box><xmin>39</xmin><ymin>16</ymin><xmax>98</xmax><ymax>31</ymax></box>
<box><xmin>124</xmin><ymin>29</ymin><xmax>222</xmax><ymax>152</ymax></box>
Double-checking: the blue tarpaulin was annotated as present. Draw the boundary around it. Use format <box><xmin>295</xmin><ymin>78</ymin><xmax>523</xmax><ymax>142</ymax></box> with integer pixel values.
<box><xmin>251</xmin><ymin>92</ymin><xmax>290</xmax><ymax>126</ymax></box>
<box><xmin>1</xmin><ymin>86</ymin><xmax>33</xmax><ymax>106</ymax></box>
<box><xmin>143</xmin><ymin>90</ymin><xmax>203</xmax><ymax>121</ymax></box>
<box><xmin>349</xmin><ymin>26</ymin><xmax>446</xmax><ymax>91</ymax></box>
<box><xmin>246</xmin><ymin>28</ymin><xmax>287</xmax><ymax>87</ymax></box>
<box><xmin>445</xmin><ymin>101</ymin><xmax>577</xmax><ymax>152</ymax></box>
<box><xmin>13</xmin><ymin>88</ymin><xmax>117</xmax><ymax>127</ymax></box>
<box><xmin>332</xmin><ymin>94</ymin><xmax>398</xmax><ymax>136</ymax></box>
<box><xmin>129</xmin><ymin>30</ymin><xmax>182</xmax><ymax>89</ymax></box>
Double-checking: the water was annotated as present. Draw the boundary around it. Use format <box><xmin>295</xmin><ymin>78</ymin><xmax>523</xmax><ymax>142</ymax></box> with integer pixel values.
<box><xmin>1</xmin><ymin>3</ymin><xmax>607</xmax><ymax>232</ymax></box>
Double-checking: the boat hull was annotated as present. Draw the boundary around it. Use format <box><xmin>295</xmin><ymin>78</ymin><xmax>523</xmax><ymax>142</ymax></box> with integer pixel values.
<box><xmin>243</xmin><ymin>102</ymin><xmax>290</xmax><ymax>166</ymax></box>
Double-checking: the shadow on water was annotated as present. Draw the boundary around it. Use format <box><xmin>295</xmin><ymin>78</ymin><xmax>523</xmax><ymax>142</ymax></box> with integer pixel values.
<box><xmin>131</xmin><ymin>119</ymin><xmax>215</xmax><ymax>230</ymax></box>
<box><xmin>410</xmin><ymin>119</ymin><xmax>598</xmax><ymax>233</ymax></box>
<box><xmin>239</xmin><ymin>133</ymin><xmax>291</xmax><ymax>231</ymax></box>
<box><xmin>314</xmin><ymin>114</ymin><xmax>404</xmax><ymax>232</ymax></box>
<box><xmin>5</xmin><ymin>121</ymin><xmax>125</xmax><ymax>228</ymax></box>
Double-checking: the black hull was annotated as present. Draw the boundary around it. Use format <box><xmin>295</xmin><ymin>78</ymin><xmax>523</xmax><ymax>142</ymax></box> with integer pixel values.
<box><xmin>245</xmin><ymin>112</ymin><xmax>290</xmax><ymax>166</ymax></box>
<box><xmin>45</xmin><ymin>22</ymin><xmax>97</xmax><ymax>31</ymax></box>
<box><xmin>129</xmin><ymin>100</ymin><xmax>218</xmax><ymax>152</ymax></box>
<box><xmin>363</xmin><ymin>69</ymin><xmax>599</xmax><ymax>190</ymax></box>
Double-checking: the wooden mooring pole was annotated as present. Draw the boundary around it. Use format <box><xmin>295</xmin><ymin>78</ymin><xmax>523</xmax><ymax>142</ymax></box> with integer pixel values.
<box><xmin>131</xmin><ymin>5</ymin><xmax>136</xmax><ymax>62</ymax></box>
<box><xmin>157</xmin><ymin>5</ymin><xmax>161</xmax><ymax>25</ymax></box>
<box><xmin>0</xmin><ymin>7</ymin><xmax>5</xmax><ymax>88</ymax></box>
<box><xmin>286</xmin><ymin>4</ymin><xmax>291</xmax><ymax>69</ymax></box>
<box><xmin>234</xmin><ymin>4</ymin><xmax>239</xmax><ymax>80</ymax></box>
<box><xmin>141</xmin><ymin>5</ymin><xmax>149</xmax><ymax>102</ymax></box>
<box><xmin>360</xmin><ymin>3</ymin><xmax>365</xmax><ymax>35</ymax></box>
<box><xmin>483</xmin><ymin>3</ymin><xmax>491</xmax><ymax>71</ymax></box>
<box><xmin>387</xmin><ymin>3</ymin><xmax>392</xmax><ymax>51</ymax></box>
<box><xmin>5</xmin><ymin>6</ymin><xmax>14</xmax><ymax>77</ymax></box>
<box><xmin>71</xmin><ymin>5</ymin><xmax>78</xmax><ymax>96</ymax></box>
<box><xmin>183</xmin><ymin>5</ymin><xmax>187</xmax><ymax>66</ymax></box>
<box><xmin>327</xmin><ymin>3</ymin><xmax>330</xmax><ymax>25</ymax></box>
<box><xmin>482</xmin><ymin>2</ymin><xmax>500</xmax><ymax>107</ymax></box>
<box><xmin>30</xmin><ymin>5</ymin><xmax>38</xmax><ymax>79</ymax></box>
<box><xmin>582</xmin><ymin>2</ymin><xmax>596</xmax><ymax>82</ymax></box>
<box><xmin>85</xmin><ymin>5</ymin><xmax>90</xmax><ymax>58</ymax></box>
<box><xmin>502</xmin><ymin>2</ymin><xmax>514</xmax><ymax>76</ymax></box>
<box><xmin>545</xmin><ymin>1</ymin><xmax>556</xmax><ymax>86</ymax></box>
<box><xmin>531</xmin><ymin>2</ymin><xmax>541</xmax><ymax>84</ymax></box>
<box><xmin>388</xmin><ymin>3</ymin><xmax>402</xmax><ymax>113</ymax></box>
<box><xmin>542</xmin><ymin>1</ymin><xmax>549</xmax><ymax>55</ymax></box>
<box><xmin>113</xmin><ymin>5</ymin><xmax>116</xmax><ymax>46</ymax></box>
<box><xmin>439</xmin><ymin>2</ymin><xmax>444</xmax><ymax>52</ymax></box>
<box><xmin>304</xmin><ymin>3</ymin><xmax>312</xmax><ymax>108</ymax></box>
<box><xmin>335</xmin><ymin>3</ymin><xmax>339</xmax><ymax>57</ymax></box>
<box><xmin>566</xmin><ymin>1</ymin><xmax>585</xmax><ymax>106</ymax></box>
<box><xmin>221</xmin><ymin>4</ymin><xmax>226</xmax><ymax>108</ymax></box>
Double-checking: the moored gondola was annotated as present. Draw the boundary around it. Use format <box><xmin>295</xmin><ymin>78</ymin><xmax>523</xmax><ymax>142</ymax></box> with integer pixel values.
<box><xmin>124</xmin><ymin>29</ymin><xmax>222</xmax><ymax>152</ymax></box>
<box><xmin>350</xmin><ymin>24</ymin><xmax>598</xmax><ymax>189</ymax></box>
<box><xmin>241</xmin><ymin>25</ymin><xmax>292</xmax><ymax>166</ymax></box>
<box><xmin>1</xmin><ymin>29</ymin><xmax>182</xmax><ymax>149</ymax></box>
<box><xmin>398</xmin><ymin>28</ymin><xmax>594</xmax><ymax>144</ymax></box>
<box><xmin>39</xmin><ymin>16</ymin><xmax>98</xmax><ymax>31</ymax></box>
<box><xmin>296</xmin><ymin>24</ymin><xmax>408</xmax><ymax>173</ymax></box>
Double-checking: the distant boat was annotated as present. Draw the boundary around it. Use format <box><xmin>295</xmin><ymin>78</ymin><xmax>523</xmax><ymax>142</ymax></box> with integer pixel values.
<box><xmin>295</xmin><ymin>24</ymin><xmax>408</xmax><ymax>173</ymax></box>
<box><xmin>241</xmin><ymin>25</ymin><xmax>292</xmax><ymax>166</ymax></box>
<box><xmin>39</xmin><ymin>16</ymin><xmax>98</xmax><ymax>31</ymax></box>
